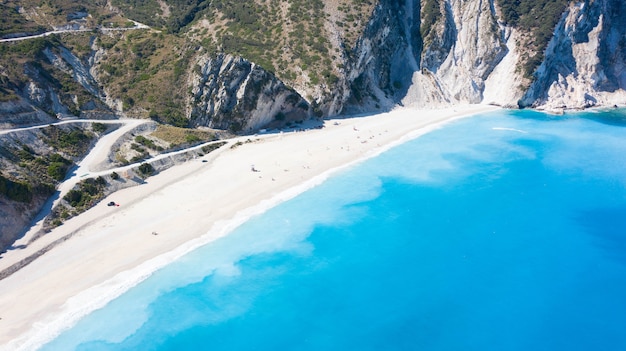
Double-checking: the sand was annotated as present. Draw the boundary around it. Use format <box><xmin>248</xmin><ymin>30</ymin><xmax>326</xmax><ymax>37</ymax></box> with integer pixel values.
<box><xmin>0</xmin><ymin>105</ymin><xmax>498</xmax><ymax>350</ymax></box>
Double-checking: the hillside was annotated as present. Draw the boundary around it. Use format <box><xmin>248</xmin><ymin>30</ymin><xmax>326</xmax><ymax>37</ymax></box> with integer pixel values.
<box><xmin>0</xmin><ymin>0</ymin><xmax>625</xmax><ymax>251</ymax></box>
<box><xmin>0</xmin><ymin>0</ymin><xmax>379</xmax><ymax>127</ymax></box>
<box><xmin>2</xmin><ymin>1</ymin><xmax>624</xmax><ymax>122</ymax></box>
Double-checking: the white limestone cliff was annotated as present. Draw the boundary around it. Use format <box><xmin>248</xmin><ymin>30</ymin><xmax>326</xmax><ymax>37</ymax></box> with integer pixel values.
<box><xmin>187</xmin><ymin>53</ymin><xmax>309</xmax><ymax>133</ymax></box>
<box><xmin>520</xmin><ymin>0</ymin><xmax>626</xmax><ymax>110</ymax></box>
<box><xmin>5</xmin><ymin>0</ymin><xmax>625</xmax><ymax>133</ymax></box>
<box><xmin>349</xmin><ymin>0</ymin><xmax>624</xmax><ymax>112</ymax></box>
<box><xmin>347</xmin><ymin>0</ymin><xmax>511</xmax><ymax>110</ymax></box>
<box><xmin>482</xmin><ymin>28</ymin><xmax>525</xmax><ymax>107</ymax></box>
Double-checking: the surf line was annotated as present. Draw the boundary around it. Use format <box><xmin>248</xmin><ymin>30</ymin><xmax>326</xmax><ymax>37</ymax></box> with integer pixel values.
<box><xmin>492</xmin><ymin>127</ymin><xmax>528</xmax><ymax>134</ymax></box>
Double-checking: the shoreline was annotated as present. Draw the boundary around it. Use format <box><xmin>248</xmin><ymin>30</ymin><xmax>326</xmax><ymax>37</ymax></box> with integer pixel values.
<box><xmin>0</xmin><ymin>104</ymin><xmax>499</xmax><ymax>350</ymax></box>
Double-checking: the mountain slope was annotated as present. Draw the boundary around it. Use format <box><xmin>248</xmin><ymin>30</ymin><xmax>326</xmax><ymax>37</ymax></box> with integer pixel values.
<box><xmin>1</xmin><ymin>0</ymin><xmax>624</xmax><ymax>125</ymax></box>
<box><xmin>0</xmin><ymin>0</ymin><xmax>625</xmax><ymax>252</ymax></box>
<box><xmin>520</xmin><ymin>0</ymin><xmax>626</xmax><ymax>108</ymax></box>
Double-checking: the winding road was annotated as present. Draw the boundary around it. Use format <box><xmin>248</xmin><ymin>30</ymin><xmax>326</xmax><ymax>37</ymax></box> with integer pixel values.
<box><xmin>1</xmin><ymin>118</ymin><xmax>149</xmax><ymax>247</ymax></box>
<box><xmin>1</xmin><ymin>117</ymin><xmax>247</xmax><ymax>254</ymax></box>
<box><xmin>0</xmin><ymin>21</ymin><xmax>150</xmax><ymax>43</ymax></box>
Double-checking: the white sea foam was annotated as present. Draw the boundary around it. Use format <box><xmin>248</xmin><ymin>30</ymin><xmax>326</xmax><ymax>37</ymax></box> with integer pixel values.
<box><xmin>492</xmin><ymin>127</ymin><xmax>528</xmax><ymax>133</ymax></box>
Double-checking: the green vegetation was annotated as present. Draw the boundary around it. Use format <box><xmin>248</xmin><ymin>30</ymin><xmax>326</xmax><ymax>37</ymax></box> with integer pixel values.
<box><xmin>46</xmin><ymin>153</ymin><xmax>72</xmax><ymax>181</ymax></box>
<box><xmin>137</xmin><ymin>162</ymin><xmax>155</xmax><ymax>176</ymax></box>
<box><xmin>130</xmin><ymin>143</ymin><xmax>146</xmax><ymax>153</ymax></box>
<box><xmin>420</xmin><ymin>0</ymin><xmax>441</xmax><ymax>42</ymax></box>
<box><xmin>190</xmin><ymin>0</ymin><xmax>372</xmax><ymax>88</ymax></box>
<box><xmin>92</xmin><ymin>123</ymin><xmax>107</xmax><ymax>134</ymax></box>
<box><xmin>335</xmin><ymin>0</ymin><xmax>376</xmax><ymax>50</ymax></box>
<box><xmin>95</xmin><ymin>30</ymin><xmax>192</xmax><ymax>124</ymax></box>
<box><xmin>207</xmin><ymin>0</ymin><xmax>280</xmax><ymax>73</ymax></box>
<box><xmin>59</xmin><ymin>33</ymin><xmax>93</xmax><ymax>60</ymax></box>
<box><xmin>110</xmin><ymin>0</ymin><xmax>209</xmax><ymax>33</ymax></box>
<box><xmin>0</xmin><ymin>175</ymin><xmax>55</xmax><ymax>204</ymax></box>
<box><xmin>17</xmin><ymin>145</ymin><xmax>35</xmax><ymax>161</ymax></box>
<box><xmin>0</xmin><ymin>0</ymin><xmax>377</xmax><ymax>131</ymax></box>
<box><xmin>151</xmin><ymin>125</ymin><xmax>218</xmax><ymax>147</ymax></box>
<box><xmin>0</xmin><ymin>0</ymin><xmax>129</xmax><ymax>35</ymax></box>
<box><xmin>230</xmin><ymin>140</ymin><xmax>244</xmax><ymax>149</ymax></box>
<box><xmin>135</xmin><ymin>135</ymin><xmax>163</xmax><ymax>151</ymax></box>
<box><xmin>8</xmin><ymin>143</ymin><xmax>74</xmax><ymax>185</ymax></box>
<box><xmin>496</xmin><ymin>0</ymin><xmax>571</xmax><ymax>78</ymax></box>
<box><xmin>0</xmin><ymin>36</ymin><xmax>55</xmax><ymax>64</ymax></box>
<box><xmin>0</xmin><ymin>122</ymin><xmax>99</xmax><ymax>222</ymax></box>
<box><xmin>185</xmin><ymin>134</ymin><xmax>202</xmax><ymax>144</ymax></box>
<box><xmin>53</xmin><ymin>176</ymin><xmax>108</xmax><ymax>226</ymax></box>
<box><xmin>0</xmin><ymin>82</ymin><xmax>19</xmax><ymax>102</ymax></box>
<box><xmin>0</xmin><ymin>35</ymin><xmax>99</xmax><ymax>116</ymax></box>
<box><xmin>201</xmin><ymin>141</ymin><xmax>227</xmax><ymax>154</ymax></box>
<box><xmin>42</xmin><ymin>125</ymin><xmax>94</xmax><ymax>156</ymax></box>
<box><xmin>0</xmin><ymin>3</ymin><xmax>48</xmax><ymax>38</ymax></box>
<box><xmin>0</xmin><ymin>174</ymin><xmax>33</xmax><ymax>203</ymax></box>
<box><xmin>229</xmin><ymin>138</ymin><xmax>255</xmax><ymax>149</ymax></box>
<box><xmin>63</xmin><ymin>176</ymin><xmax>106</xmax><ymax>208</ymax></box>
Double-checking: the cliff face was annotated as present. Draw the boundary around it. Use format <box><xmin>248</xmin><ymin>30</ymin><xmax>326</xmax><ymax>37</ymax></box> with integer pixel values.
<box><xmin>0</xmin><ymin>98</ymin><xmax>55</xmax><ymax>129</ymax></box>
<box><xmin>0</xmin><ymin>194</ymin><xmax>45</xmax><ymax>251</ymax></box>
<box><xmin>1</xmin><ymin>0</ymin><xmax>625</xmax><ymax>130</ymax></box>
<box><xmin>342</xmin><ymin>0</ymin><xmax>508</xmax><ymax>110</ymax></box>
<box><xmin>519</xmin><ymin>0</ymin><xmax>626</xmax><ymax>109</ymax></box>
<box><xmin>188</xmin><ymin>54</ymin><xmax>309</xmax><ymax>133</ymax></box>
<box><xmin>0</xmin><ymin>42</ymin><xmax>115</xmax><ymax>122</ymax></box>
<box><xmin>341</xmin><ymin>0</ymin><xmax>421</xmax><ymax>113</ymax></box>
<box><xmin>342</xmin><ymin>0</ymin><xmax>624</xmax><ymax>111</ymax></box>
<box><xmin>418</xmin><ymin>0</ymin><xmax>506</xmax><ymax>104</ymax></box>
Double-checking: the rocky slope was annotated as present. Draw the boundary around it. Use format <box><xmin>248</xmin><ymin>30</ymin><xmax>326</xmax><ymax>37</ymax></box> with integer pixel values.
<box><xmin>188</xmin><ymin>53</ymin><xmax>309</xmax><ymax>133</ymax></box>
<box><xmin>344</xmin><ymin>0</ymin><xmax>504</xmax><ymax>109</ymax></box>
<box><xmin>519</xmin><ymin>0</ymin><xmax>626</xmax><ymax>109</ymax></box>
<box><xmin>1</xmin><ymin>0</ymin><xmax>624</xmax><ymax>128</ymax></box>
<box><xmin>351</xmin><ymin>0</ymin><xmax>624</xmax><ymax>110</ymax></box>
<box><xmin>0</xmin><ymin>97</ymin><xmax>56</xmax><ymax>129</ymax></box>
<box><xmin>0</xmin><ymin>122</ymin><xmax>102</xmax><ymax>250</ymax></box>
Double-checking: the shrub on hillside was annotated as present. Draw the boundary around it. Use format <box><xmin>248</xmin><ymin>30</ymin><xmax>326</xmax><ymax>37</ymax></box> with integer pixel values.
<box><xmin>138</xmin><ymin>162</ymin><xmax>154</xmax><ymax>176</ymax></box>
<box><xmin>0</xmin><ymin>175</ymin><xmax>32</xmax><ymax>203</ymax></box>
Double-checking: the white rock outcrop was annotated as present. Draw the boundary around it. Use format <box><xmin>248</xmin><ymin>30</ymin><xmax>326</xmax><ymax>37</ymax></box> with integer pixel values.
<box><xmin>346</xmin><ymin>0</ymin><xmax>511</xmax><ymax>110</ymax></box>
<box><xmin>346</xmin><ymin>0</ymin><xmax>624</xmax><ymax>112</ymax></box>
<box><xmin>188</xmin><ymin>54</ymin><xmax>309</xmax><ymax>133</ymax></box>
<box><xmin>520</xmin><ymin>0</ymin><xmax>626</xmax><ymax>109</ymax></box>
<box><xmin>482</xmin><ymin>29</ymin><xmax>525</xmax><ymax>107</ymax></box>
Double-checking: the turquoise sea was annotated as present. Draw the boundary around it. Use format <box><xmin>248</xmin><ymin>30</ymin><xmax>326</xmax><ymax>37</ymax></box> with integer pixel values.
<box><xmin>41</xmin><ymin>109</ymin><xmax>626</xmax><ymax>350</ymax></box>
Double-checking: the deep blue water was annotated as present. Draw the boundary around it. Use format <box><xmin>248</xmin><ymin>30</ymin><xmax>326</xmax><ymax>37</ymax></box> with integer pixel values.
<box><xmin>42</xmin><ymin>109</ymin><xmax>626</xmax><ymax>351</ymax></box>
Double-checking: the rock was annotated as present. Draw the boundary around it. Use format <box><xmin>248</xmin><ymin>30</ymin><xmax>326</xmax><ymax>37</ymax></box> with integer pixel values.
<box><xmin>343</xmin><ymin>0</ymin><xmax>509</xmax><ymax>110</ymax></box>
<box><xmin>0</xmin><ymin>98</ymin><xmax>55</xmax><ymax>129</ymax></box>
<box><xmin>342</xmin><ymin>0</ymin><xmax>624</xmax><ymax>111</ymax></box>
<box><xmin>519</xmin><ymin>0</ymin><xmax>626</xmax><ymax>109</ymax></box>
<box><xmin>342</xmin><ymin>0</ymin><xmax>420</xmax><ymax>113</ymax></box>
<box><xmin>188</xmin><ymin>53</ymin><xmax>310</xmax><ymax>133</ymax></box>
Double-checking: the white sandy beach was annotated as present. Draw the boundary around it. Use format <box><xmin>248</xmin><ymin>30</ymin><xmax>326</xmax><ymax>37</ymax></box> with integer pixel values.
<box><xmin>0</xmin><ymin>104</ymin><xmax>497</xmax><ymax>350</ymax></box>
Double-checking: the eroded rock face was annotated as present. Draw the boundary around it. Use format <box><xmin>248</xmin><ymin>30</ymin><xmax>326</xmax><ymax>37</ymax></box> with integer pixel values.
<box><xmin>520</xmin><ymin>0</ymin><xmax>626</xmax><ymax>109</ymax></box>
<box><xmin>434</xmin><ymin>0</ymin><xmax>507</xmax><ymax>103</ymax></box>
<box><xmin>188</xmin><ymin>54</ymin><xmax>310</xmax><ymax>133</ymax></box>
<box><xmin>343</xmin><ymin>0</ymin><xmax>508</xmax><ymax>110</ymax></box>
<box><xmin>342</xmin><ymin>0</ymin><xmax>624</xmax><ymax>111</ymax></box>
<box><xmin>4</xmin><ymin>0</ymin><xmax>624</xmax><ymax>133</ymax></box>
<box><xmin>0</xmin><ymin>98</ymin><xmax>55</xmax><ymax>129</ymax></box>
<box><xmin>0</xmin><ymin>199</ymin><xmax>42</xmax><ymax>251</ymax></box>
<box><xmin>342</xmin><ymin>0</ymin><xmax>421</xmax><ymax>113</ymax></box>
